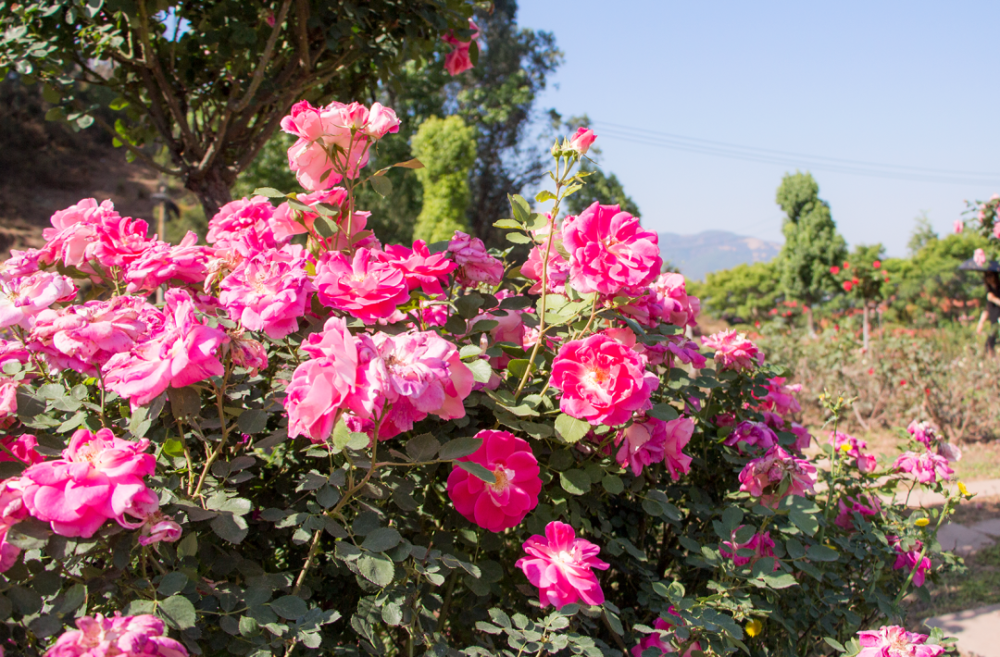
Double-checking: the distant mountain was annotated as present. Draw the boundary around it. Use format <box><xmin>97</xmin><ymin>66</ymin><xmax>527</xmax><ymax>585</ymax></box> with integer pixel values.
<box><xmin>658</xmin><ymin>230</ymin><xmax>782</xmax><ymax>281</ymax></box>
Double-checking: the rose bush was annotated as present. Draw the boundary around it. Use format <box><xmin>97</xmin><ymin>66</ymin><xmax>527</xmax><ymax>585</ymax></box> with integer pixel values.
<box><xmin>0</xmin><ymin>106</ymin><xmax>963</xmax><ymax>657</ymax></box>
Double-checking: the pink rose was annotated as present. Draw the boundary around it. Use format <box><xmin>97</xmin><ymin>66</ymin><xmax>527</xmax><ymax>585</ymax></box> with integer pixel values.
<box><xmin>790</xmin><ymin>423</ymin><xmax>813</xmax><ymax>452</ymax></box>
<box><xmin>894</xmin><ymin>450</ymin><xmax>954</xmax><ymax>484</ymax></box>
<box><xmin>953</xmin><ymin>219</ymin><xmax>964</xmax><ymax>234</ymax></box>
<box><xmin>378</xmin><ymin>240</ymin><xmax>457</xmax><ymax>296</ymax></box>
<box><xmin>515</xmin><ymin>521</ymin><xmax>610</xmax><ymax>610</ymax></box>
<box><xmin>44</xmin><ymin>613</ymin><xmax>189</xmax><ymax>657</ymax></box>
<box><xmin>757</xmin><ymin>376</ymin><xmax>802</xmax><ymax>417</ymax></box>
<box><xmin>974</xmin><ymin>248</ymin><xmax>987</xmax><ymax>268</ymax></box>
<box><xmin>631</xmin><ymin>610</ymin><xmax>701</xmax><ymax>657</ymax></box>
<box><xmin>447</xmin><ymin>430</ymin><xmax>541</xmax><ymax>532</ymax></box>
<box><xmin>889</xmin><ymin>537</ymin><xmax>932</xmax><ymax>587</ymax></box>
<box><xmin>444</xmin><ymin>44</ymin><xmax>474</xmax><ymax>76</ymax></box>
<box><xmin>20</xmin><ymin>429</ymin><xmax>158</xmax><ymax>538</ymax></box>
<box><xmin>102</xmin><ymin>289</ymin><xmax>229</xmax><ymax>408</ymax></box>
<box><xmin>720</xmin><ymin>528</ymin><xmax>779</xmax><ymax>570</ymax></box>
<box><xmin>314</xmin><ymin>248</ymin><xmax>411</xmax><ymax>324</ymax></box>
<box><xmin>906</xmin><ymin>420</ymin><xmax>939</xmax><ymax>448</ymax></box>
<box><xmin>29</xmin><ymin>296</ymin><xmax>158</xmax><ymax>375</ymax></box>
<box><xmin>374</xmin><ymin>331</ymin><xmax>475</xmax><ymax>438</ymax></box>
<box><xmin>447</xmin><ymin>231</ymin><xmax>504</xmax><ymax>287</ymax></box>
<box><xmin>724</xmin><ymin>421</ymin><xmax>778</xmax><ymax>454</ymax></box>
<box><xmin>0</xmin><ymin>435</ymin><xmax>43</xmax><ymax>466</ymax></box>
<box><xmin>937</xmin><ymin>442</ymin><xmax>962</xmax><ymax>463</ymax></box>
<box><xmin>738</xmin><ymin>446</ymin><xmax>817</xmax><ymax>508</ymax></box>
<box><xmin>835</xmin><ymin>494</ymin><xmax>881</xmax><ymax>530</ymax></box>
<box><xmin>137</xmin><ymin>511</ymin><xmax>183</xmax><ymax>546</ymax></box>
<box><xmin>219</xmin><ymin>245</ymin><xmax>313</xmax><ymax>340</ymax></box>
<box><xmin>521</xmin><ymin>245</ymin><xmax>569</xmax><ymax>295</ymax></box>
<box><xmin>269</xmin><ymin>188</ymin><xmax>347</xmax><ymax>241</ymax></box>
<box><xmin>549</xmin><ymin>332</ymin><xmax>659</xmax><ymax>426</ymax></box>
<box><xmin>227</xmin><ymin>329</ymin><xmax>269</xmax><ymax>376</ymax></box>
<box><xmin>40</xmin><ymin>198</ymin><xmax>117</xmax><ymax>270</ymax></box>
<box><xmin>123</xmin><ymin>232</ymin><xmax>212</xmax><ymax>294</ymax></box>
<box><xmin>857</xmin><ymin>626</ymin><xmax>943</xmax><ymax>657</ymax></box>
<box><xmin>0</xmin><ymin>479</ymin><xmax>27</xmax><ymax>573</ymax></box>
<box><xmin>562</xmin><ymin>202</ymin><xmax>661</xmax><ymax>295</ymax></box>
<box><xmin>0</xmin><ymin>270</ymin><xmax>77</xmax><ymax>329</ymax></box>
<box><xmin>616</xmin><ymin>416</ymin><xmax>693</xmax><ymax>480</ymax></box>
<box><xmin>702</xmin><ymin>329</ymin><xmax>763</xmax><ymax>372</ymax></box>
<box><xmin>569</xmin><ymin>127</ymin><xmax>597</xmax><ymax>155</ymax></box>
<box><xmin>829</xmin><ymin>431</ymin><xmax>867</xmax><ymax>458</ymax></box>
<box><xmin>856</xmin><ymin>454</ymin><xmax>878</xmax><ymax>473</ymax></box>
<box><xmin>207</xmin><ymin>196</ymin><xmax>281</xmax><ymax>253</ymax></box>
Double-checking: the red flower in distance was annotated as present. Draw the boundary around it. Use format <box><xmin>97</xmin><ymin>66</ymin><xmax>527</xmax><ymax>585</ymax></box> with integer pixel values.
<box><xmin>830</xmin><ymin>265</ymin><xmax>840</xmax><ymax>275</ymax></box>
<box><xmin>872</xmin><ymin>260</ymin><xmax>881</xmax><ymax>269</ymax></box>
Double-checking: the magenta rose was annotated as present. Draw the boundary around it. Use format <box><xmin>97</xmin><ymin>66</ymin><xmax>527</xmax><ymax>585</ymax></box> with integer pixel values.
<box><xmin>515</xmin><ymin>521</ymin><xmax>610</xmax><ymax>610</ymax></box>
<box><xmin>45</xmin><ymin>613</ymin><xmax>189</xmax><ymax>657</ymax></box>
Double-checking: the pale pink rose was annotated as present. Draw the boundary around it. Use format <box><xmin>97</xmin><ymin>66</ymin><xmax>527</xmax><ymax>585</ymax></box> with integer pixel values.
<box><xmin>720</xmin><ymin>528</ymin><xmax>779</xmax><ymax>570</ymax></box>
<box><xmin>447</xmin><ymin>231</ymin><xmax>504</xmax><ymax>287</ymax></box>
<box><xmin>702</xmin><ymin>329</ymin><xmax>763</xmax><ymax>372</ymax></box>
<box><xmin>0</xmin><ymin>478</ymin><xmax>27</xmax><ymax>573</ymax></box>
<box><xmin>515</xmin><ymin>521</ymin><xmax>610</xmax><ymax>610</ymax></box>
<box><xmin>447</xmin><ymin>430</ymin><xmax>541</xmax><ymax>532</ymax></box>
<box><xmin>0</xmin><ymin>435</ymin><xmax>43</xmax><ymax>465</ymax></box>
<box><xmin>856</xmin><ymin>454</ymin><xmax>878</xmax><ymax>473</ymax></box>
<box><xmin>444</xmin><ymin>44</ymin><xmax>474</xmax><ymax>76</ymax></box>
<box><xmin>280</xmin><ymin>100</ymin><xmax>399</xmax><ymax>191</ymax></box>
<box><xmin>974</xmin><ymin>248</ymin><xmax>987</xmax><ymax>268</ymax></box>
<box><xmin>835</xmin><ymin>494</ymin><xmax>881</xmax><ymax>530</ymax></box>
<box><xmin>889</xmin><ymin>537</ymin><xmax>932</xmax><ymax>587</ymax></box>
<box><xmin>550</xmin><ymin>332</ymin><xmax>658</xmax><ymax>426</ymax></box>
<box><xmin>45</xmin><ymin>613</ymin><xmax>189</xmax><ymax>657</ymax></box>
<box><xmin>123</xmin><ymin>232</ymin><xmax>212</xmax><ymax>294</ymax></box>
<box><xmin>738</xmin><ymin>446</ymin><xmax>817</xmax><ymax>508</ymax></box>
<box><xmin>937</xmin><ymin>442</ymin><xmax>962</xmax><ymax>463</ymax></box>
<box><xmin>137</xmin><ymin>511</ymin><xmax>183</xmax><ymax>546</ymax></box>
<box><xmin>953</xmin><ymin>220</ymin><xmax>964</xmax><ymax>234</ymax></box>
<box><xmin>314</xmin><ymin>248</ymin><xmax>411</xmax><ymax>324</ymax></box>
<box><xmin>631</xmin><ymin>610</ymin><xmax>701</xmax><ymax>657</ymax></box>
<box><xmin>521</xmin><ymin>245</ymin><xmax>569</xmax><ymax>295</ymax></box>
<box><xmin>227</xmin><ymin>329</ymin><xmax>269</xmax><ymax>376</ymax></box>
<box><xmin>207</xmin><ymin>196</ymin><xmax>281</xmax><ymax>253</ymax></box>
<box><xmin>569</xmin><ymin>127</ymin><xmax>597</xmax><ymax>155</ymax></box>
<box><xmin>20</xmin><ymin>428</ymin><xmax>158</xmax><ymax>538</ymax></box>
<box><xmin>829</xmin><ymin>431</ymin><xmax>867</xmax><ymax>458</ymax></box>
<box><xmin>0</xmin><ymin>340</ymin><xmax>28</xmax><ymax>374</ymax></box>
<box><xmin>994</xmin><ymin>222</ymin><xmax>1000</xmax><ymax>240</ymax></box>
<box><xmin>724</xmin><ymin>421</ymin><xmax>778</xmax><ymax>454</ymax></box>
<box><xmin>374</xmin><ymin>331</ymin><xmax>474</xmax><ymax>438</ymax></box>
<box><xmin>29</xmin><ymin>296</ymin><xmax>158</xmax><ymax>375</ymax></box>
<box><xmin>219</xmin><ymin>245</ymin><xmax>313</xmax><ymax>340</ymax></box>
<box><xmin>284</xmin><ymin>318</ymin><xmax>383</xmax><ymax>442</ymax></box>
<box><xmin>906</xmin><ymin>420</ymin><xmax>939</xmax><ymax>448</ymax></box>
<box><xmin>378</xmin><ymin>240</ymin><xmax>457</xmax><ymax>295</ymax></box>
<box><xmin>0</xmin><ymin>248</ymin><xmax>44</xmax><ymax>279</ymax></box>
<box><xmin>857</xmin><ymin>626</ymin><xmax>943</xmax><ymax>657</ymax></box>
<box><xmin>893</xmin><ymin>450</ymin><xmax>954</xmax><ymax>483</ymax></box>
<box><xmin>0</xmin><ymin>270</ymin><xmax>77</xmax><ymax>329</ymax></box>
<box><xmin>0</xmin><ymin>380</ymin><xmax>17</xmax><ymax>420</ymax></box>
<box><xmin>562</xmin><ymin>202</ymin><xmax>661</xmax><ymax>295</ymax></box>
<box><xmin>102</xmin><ymin>289</ymin><xmax>229</xmax><ymax>408</ymax></box>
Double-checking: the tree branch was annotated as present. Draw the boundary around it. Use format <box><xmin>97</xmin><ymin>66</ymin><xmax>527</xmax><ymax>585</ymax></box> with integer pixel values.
<box><xmin>294</xmin><ymin>0</ymin><xmax>311</xmax><ymax>72</ymax></box>
<box><xmin>232</xmin><ymin>0</ymin><xmax>293</xmax><ymax>113</ymax></box>
<box><xmin>77</xmin><ymin>101</ymin><xmax>184</xmax><ymax>177</ymax></box>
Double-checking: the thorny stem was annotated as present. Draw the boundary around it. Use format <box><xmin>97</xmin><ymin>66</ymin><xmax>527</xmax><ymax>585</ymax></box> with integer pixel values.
<box><xmin>192</xmin><ymin>370</ymin><xmax>233</xmax><ymax>500</ymax></box>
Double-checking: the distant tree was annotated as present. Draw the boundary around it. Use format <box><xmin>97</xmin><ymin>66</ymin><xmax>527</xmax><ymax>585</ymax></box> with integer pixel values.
<box><xmin>411</xmin><ymin>116</ymin><xmax>476</xmax><ymax>243</ymax></box>
<box><xmin>562</xmin><ymin>160</ymin><xmax>641</xmax><ymax>217</ymax></box>
<box><xmin>908</xmin><ymin>212</ymin><xmax>938</xmax><ymax>256</ymax></box>
<box><xmin>0</xmin><ymin>1</ymin><xmax>475</xmax><ymax>219</ymax></box>
<box><xmin>775</xmin><ymin>171</ymin><xmax>847</xmax><ymax>334</ymax></box>
<box><xmin>699</xmin><ymin>261</ymin><xmax>781</xmax><ymax>324</ymax></box>
<box><xmin>832</xmin><ymin>244</ymin><xmax>887</xmax><ymax>350</ymax></box>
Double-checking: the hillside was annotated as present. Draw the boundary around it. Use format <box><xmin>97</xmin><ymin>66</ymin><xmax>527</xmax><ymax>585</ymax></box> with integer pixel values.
<box><xmin>659</xmin><ymin>230</ymin><xmax>781</xmax><ymax>280</ymax></box>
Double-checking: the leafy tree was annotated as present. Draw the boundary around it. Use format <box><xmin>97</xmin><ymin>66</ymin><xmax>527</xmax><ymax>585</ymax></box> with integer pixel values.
<box><xmin>698</xmin><ymin>260</ymin><xmax>781</xmax><ymax>324</ymax></box>
<box><xmin>832</xmin><ymin>244</ymin><xmax>887</xmax><ymax>350</ymax></box>
<box><xmin>0</xmin><ymin>0</ymin><xmax>474</xmax><ymax>218</ymax></box>
<box><xmin>907</xmin><ymin>212</ymin><xmax>937</xmax><ymax>256</ymax></box>
<box><xmin>775</xmin><ymin>171</ymin><xmax>847</xmax><ymax>334</ymax></box>
<box><xmin>411</xmin><ymin>115</ymin><xmax>476</xmax><ymax>243</ymax></box>
<box><xmin>562</xmin><ymin>160</ymin><xmax>641</xmax><ymax>217</ymax></box>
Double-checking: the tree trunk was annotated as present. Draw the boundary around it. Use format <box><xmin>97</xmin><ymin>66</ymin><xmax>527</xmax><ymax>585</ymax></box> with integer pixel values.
<box><xmin>186</xmin><ymin>167</ymin><xmax>235</xmax><ymax>221</ymax></box>
<box><xmin>862</xmin><ymin>303</ymin><xmax>871</xmax><ymax>352</ymax></box>
<box><xmin>804</xmin><ymin>305</ymin><xmax>816</xmax><ymax>338</ymax></box>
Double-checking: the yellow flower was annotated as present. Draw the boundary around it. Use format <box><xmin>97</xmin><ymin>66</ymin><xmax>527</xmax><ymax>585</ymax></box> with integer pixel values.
<box><xmin>837</xmin><ymin>397</ymin><xmax>844</xmax><ymax>404</ymax></box>
<box><xmin>746</xmin><ymin>619</ymin><xmax>763</xmax><ymax>637</ymax></box>
<box><xmin>839</xmin><ymin>444</ymin><xmax>851</xmax><ymax>453</ymax></box>
<box><xmin>958</xmin><ymin>481</ymin><xmax>970</xmax><ymax>497</ymax></box>
<box><xmin>914</xmin><ymin>517</ymin><xmax>930</xmax><ymax>527</ymax></box>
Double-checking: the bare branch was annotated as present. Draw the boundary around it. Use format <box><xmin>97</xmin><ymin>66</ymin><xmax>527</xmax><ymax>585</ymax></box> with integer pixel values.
<box><xmin>295</xmin><ymin>0</ymin><xmax>311</xmax><ymax>72</ymax></box>
<box><xmin>232</xmin><ymin>0</ymin><xmax>293</xmax><ymax>113</ymax></box>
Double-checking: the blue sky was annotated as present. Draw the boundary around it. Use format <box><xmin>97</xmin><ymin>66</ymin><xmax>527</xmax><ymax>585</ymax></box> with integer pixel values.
<box><xmin>517</xmin><ymin>1</ymin><xmax>1000</xmax><ymax>256</ymax></box>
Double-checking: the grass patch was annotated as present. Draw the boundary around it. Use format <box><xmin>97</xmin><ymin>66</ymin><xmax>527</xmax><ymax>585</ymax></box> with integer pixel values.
<box><xmin>906</xmin><ymin>541</ymin><xmax>1000</xmax><ymax>626</ymax></box>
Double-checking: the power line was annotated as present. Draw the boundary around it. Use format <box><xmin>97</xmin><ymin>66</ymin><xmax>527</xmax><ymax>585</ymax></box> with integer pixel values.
<box><xmin>591</xmin><ymin>121</ymin><xmax>1000</xmax><ymax>187</ymax></box>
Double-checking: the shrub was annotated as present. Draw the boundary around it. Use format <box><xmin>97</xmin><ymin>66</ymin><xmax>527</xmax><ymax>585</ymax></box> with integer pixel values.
<box><xmin>0</xmin><ymin>103</ymin><xmax>962</xmax><ymax>657</ymax></box>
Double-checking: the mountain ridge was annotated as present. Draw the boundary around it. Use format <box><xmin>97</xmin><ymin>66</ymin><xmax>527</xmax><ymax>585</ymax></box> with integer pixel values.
<box><xmin>659</xmin><ymin>230</ymin><xmax>782</xmax><ymax>281</ymax></box>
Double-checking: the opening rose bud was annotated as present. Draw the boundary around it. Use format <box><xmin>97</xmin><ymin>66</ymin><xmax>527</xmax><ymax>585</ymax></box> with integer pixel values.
<box><xmin>569</xmin><ymin>127</ymin><xmax>597</xmax><ymax>155</ymax></box>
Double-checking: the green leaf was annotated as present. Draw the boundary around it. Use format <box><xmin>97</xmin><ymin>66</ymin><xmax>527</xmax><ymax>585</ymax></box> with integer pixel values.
<box><xmin>506</xmin><ymin>232</ymin><xmax>532</xmax><ymax>244</ymax></box>
<box><xmin>177</xmin><ymin>533</ymin><xmax>198</xmax><ymax>559</ymax></box>
<box><xmin>602</xmin><ymin>474</ymin><xmax>624</xmax><ymax>494</ymax></box>
<box><xmin>493</xmin><ymin>219</ymin><xmax>522</xmax><ymax>230</ymax></box>
<box><xmin>647</xmin><ymin>403</ymin><xmax>680</xmax><ymax>422</ymax></box>
<box><xmin>824</xmin><ymin>637</ymin><xmax>846</xmax><ymax>653</ymax></box>
<box><xmin>237</xmin><ymin>409</ymin><xmax>268</xmax><ymax>434</ymax></box>
<box><xmin>535</xmin><ymin>190</ymin><xmax>557</xmax><ymax>203</ymax></box>
<box><xmin>390</xmin><ymin>158</ymin><xmax>424</xmax><ymax>169</ymax></box>
<box><xmin>721</xmin><ymin>506</ymin><xmax>744</xmax><ymax>533</ymax></box>
<box><xmin>789</xmin><ymin>507</ymin><xmax>819</xmax><ymax>536</ymax></box>
<box><xmin>357</xmin><ymin>554</ymin><xmax>395</xmax><ymax>586</ymax></box>
<box><xmin>210</xmin><ymin>513</ymin><xmax>249</xmax><ymax>544</ymax></box>
<box><xmin>554</xmin><ymin>413</ymin><xmax>591</xmax><ymax>444</ymax></box>
<box><xmin>253</xmin><ymin>187</ymin><xmax>286</xmax><ymax>198</ymax></box>
<box><xmin>158</xmin><ymin>572</ymin><xmax>189</xmax><ymax>597</ymax></box>
<box><xmin>560</xmin><ymin>469</ymin><xmax>591</xmax><ymax>495</ymax></box>
<box><xmin>269</xmin><ymin>595</ymin><xmax>308</xmax><ymax>620</ymax></box>
<box><xmin>455</xmin><ymin>460</ymin><xmax>496</xmax><ymax>484</ymax></box>
<box><xmin>439</xmin><ymin>437</ymin><xmax>483</xmax><ymax>461</ymax></box>
<box><xmin>370</xmin><ymin>173</ymin><xmax>393</xmax><ymax>197</ymax></box>
<box><xmin>168</xmin><ymin>387</ymin><xmax>201</xmax><ymax>421</ymax></box>
<box><xmin>466</xmin><ymin>359</ymin><xmax>493</xmax><ymax>384</ymax></box>
<box><xmin>158</xmin><ymin>595</ymin><xmax>197</xmax><ymax>630</ymax></box>
<box><xmin>806</xmin><ymin>545</ymin><xmax>839</xmax><ymax>562</ymax></box>
<box><xmin>405</xmin><ymin>433</ymin><xmax>439</xmax><ymax>461</ymax></box>
<box><xmin>362</xmin><ymin>527</ymin><xmax>402</xmax><ymax>553</ymax></box>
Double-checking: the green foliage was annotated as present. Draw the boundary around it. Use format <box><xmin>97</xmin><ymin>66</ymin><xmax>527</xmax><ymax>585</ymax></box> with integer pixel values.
<box><xmin>0</xmin><ymin>0</ymin><xmax>476</xmax><ymax>216</ymax></box>
<box><xmin>908</xmin><ymin>213</ymin><xmax>937</xmax><ymax>256</ymax></box>
<box><xmin>776</xmin><ymin>172</ymin><xmax>847</xmax><ymax>306</ymax></box>
<box><xmin>698</xmin><ymin>260</ymin><xmax>781</xmax><ymax>323</ymax></box>
<box><xmin>563</xmin><ymin>160</ymin><xmax>641</xmax><ymax>217</ymax></box>
<box><xmin>412</xmin><ymin>115</ymin><xmax>476</xmax><ymax>243</ymax></box>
